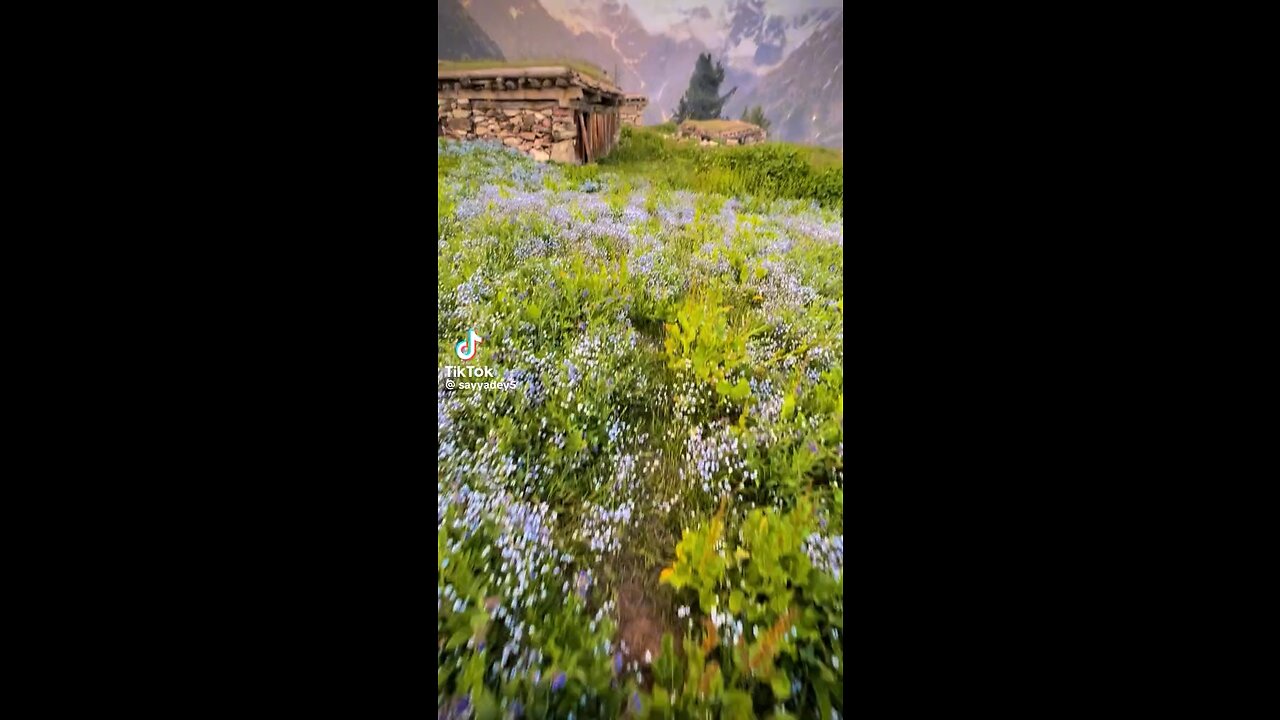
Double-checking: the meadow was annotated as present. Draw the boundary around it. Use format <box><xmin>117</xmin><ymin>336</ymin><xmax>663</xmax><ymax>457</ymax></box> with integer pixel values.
<box><xmin>438</xmin><ymin>127</ymin><xmax>844</xmax><ymax>719</ymax></box>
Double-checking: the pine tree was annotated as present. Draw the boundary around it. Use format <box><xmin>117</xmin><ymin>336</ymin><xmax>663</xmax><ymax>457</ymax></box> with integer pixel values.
<box><xmin>673</xmin><ymin>53</ymin><xmax>737</xmax><ymax>122</ymax></box>
<box><xmin>740</xmin><ymin>105</ymin><xmax>772</xmax><ymax>132</ymax></box>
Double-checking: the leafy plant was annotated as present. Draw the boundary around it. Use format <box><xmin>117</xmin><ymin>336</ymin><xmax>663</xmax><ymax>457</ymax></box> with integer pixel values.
<box><xmin>663</xmin><ymin>292</ymin><xmax>756</xmax><ymax>406</ymax></box>
<box><xmin>653</xmin><ymin>498</ymin><xmax>844</xmax><ymax>718</ymax></box>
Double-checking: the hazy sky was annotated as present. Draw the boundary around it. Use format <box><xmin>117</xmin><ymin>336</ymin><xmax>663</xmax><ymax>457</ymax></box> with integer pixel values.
<box><xmin>541</xmin><ymin>0</ymin><xmax>842</xmax><ymax>39</ymax></box>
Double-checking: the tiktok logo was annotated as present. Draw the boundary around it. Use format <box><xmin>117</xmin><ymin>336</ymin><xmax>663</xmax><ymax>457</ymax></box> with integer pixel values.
<box><xmin>455</xmin><ymin>328</ymin><xmax>483</xmax><ymax>361</ymax></box>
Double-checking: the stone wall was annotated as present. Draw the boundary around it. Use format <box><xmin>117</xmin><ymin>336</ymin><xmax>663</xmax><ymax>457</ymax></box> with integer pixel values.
<box><xmin>675</xmin><ymin>120</ymin><xmax>767</xmax><ymax>146</ymax></box>
<box><xmin>621</xmin><ymin>104</ymin><xmax>645</xmax><ymax>126</ymax></box>
<box><xmin>437</xmin><ymin>97</ymin><xmax>581</xmax><ymax>163</ymax></box>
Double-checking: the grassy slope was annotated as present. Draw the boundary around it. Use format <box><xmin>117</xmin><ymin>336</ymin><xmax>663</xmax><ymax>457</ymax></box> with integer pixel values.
<box><xmin>591</xmin><ymin>125</ymin><xmax>844</xmax><ymax>209</ymax></box>
<box><xmin>437</xmin><ymin>136</ymin><xmax>844</xmax><ymax>717</ymax></box>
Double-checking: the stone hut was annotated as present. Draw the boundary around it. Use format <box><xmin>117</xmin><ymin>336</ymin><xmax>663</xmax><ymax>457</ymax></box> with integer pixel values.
<box><xmin>621</xmin><ymin>95</ymin><xmax>648</xmax><ymax>126</ymax></box>
<box><xmin>675</xmin><ymin>119</ymin><xmax>767</xmax><ymax>146</ymax></box>
<box><xmin>438</xmin><ymin>64</ymin><xmax>625</xmax><ymax>164</ymax></box>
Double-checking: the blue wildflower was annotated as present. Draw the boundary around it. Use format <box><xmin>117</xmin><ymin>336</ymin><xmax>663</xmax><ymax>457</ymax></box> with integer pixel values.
<box><xmin>551</xmin><ymin>672</ymin><xmax>566</xmax><ymax>691</ymax></box>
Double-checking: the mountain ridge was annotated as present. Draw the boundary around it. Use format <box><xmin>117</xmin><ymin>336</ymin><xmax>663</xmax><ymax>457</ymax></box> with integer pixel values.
<box><xmin>451</xmin><ymin>1</ymin><xmax>842</xmax><ymax>146</ymax></box>
<box><xmin>438</xmin><ymin>0</ymin><xmax>505</xmax><ymax>61</ymax></box>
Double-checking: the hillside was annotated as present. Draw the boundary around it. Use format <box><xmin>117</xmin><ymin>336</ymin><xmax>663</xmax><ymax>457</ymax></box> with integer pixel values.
<box><xmin>437</xmin><ymin>131</ymin><xmax>844</xmax><ymax>717</ymax></box>
<box><xmin>438</xmin><ymin>0</ymin><xmax>504</xmax><ymax>61</ymax></box>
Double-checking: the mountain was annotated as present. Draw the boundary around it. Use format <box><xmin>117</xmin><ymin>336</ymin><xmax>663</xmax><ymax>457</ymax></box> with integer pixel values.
<box><xmin>463</xmin><ymin>0</ymin><xmax>645</xmax><ymax>95</ymax></box>
<box><xmin>736</xmin><ymin>11</ymin><xmax>842</xmax><ymax>147</ymax></box>
<box><xmin>718</xmin><ymin>0</ymin><xmax>839</xmax><ymax>73</ymax></box>
<box><xmin>581</xmin><ymin>1</ymin><xmax>708</xmax><ymax>123</ymax></box>
<box><xmin>451</xmin><ymin>1</ymin><xmax>841</xmax><ymax>138</ymax></box>
<box><xmin>438</xmin><ymin>0</ymin><xmax>504</xmax><ymax>61</ymax></box>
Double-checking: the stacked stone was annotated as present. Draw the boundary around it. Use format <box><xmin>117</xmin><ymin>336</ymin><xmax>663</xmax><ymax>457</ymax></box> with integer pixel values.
<box><xmin>438</xmin><ymin>98</ymin><xmax>580</xmax><ymax>163</ymax></box>
<box><xmin>674</xmin><ymin>120</ymin><xmax>767</xmax><ymax>146</ymax></box>
<box><xmin>619</xmin><ymin>95</ymin><xmax>647</xmax><ymax>127</ymax></box>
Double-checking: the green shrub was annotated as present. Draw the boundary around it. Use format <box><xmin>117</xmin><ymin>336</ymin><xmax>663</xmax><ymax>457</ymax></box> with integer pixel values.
<box><xmin>600</xmin><ymin>129</ymin><xmax>843</xmax><ymax>208</ymax></box>
<box><xmin>653</xmin><ymin>497</ymin><xmax>844</xmax><ymax>719</ymax></box>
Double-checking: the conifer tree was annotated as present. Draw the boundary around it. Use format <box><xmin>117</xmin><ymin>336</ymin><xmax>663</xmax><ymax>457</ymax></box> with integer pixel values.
<box><xmin>740</xmin><ymin>105</ymin><xmax>772</xmax><ymax>132</ymax></box>
<box><xmin>673</xmin><ymin>53</ymin><xmax>737</xmax><ymax>122</ymax></box>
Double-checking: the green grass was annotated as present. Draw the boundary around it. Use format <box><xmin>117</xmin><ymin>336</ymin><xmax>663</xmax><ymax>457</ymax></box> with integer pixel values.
<box><xmin>438</xmin><ymin>58</ymin><xmax>614</xmax><ymax>83</ymax></box>
<box><xmin>437</xmin><ymin>138</ymin><xmax>843</xmax><ymax>718</ymax></box>
<box><xmin>600</xmin><ymin>126</ymin><xmax>844</xmax><ymax>208</ymax></box>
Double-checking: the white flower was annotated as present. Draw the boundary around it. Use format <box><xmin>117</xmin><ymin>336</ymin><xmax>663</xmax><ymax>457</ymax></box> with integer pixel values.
<box><xmin>644</xmin><ymin>649</ymin><xmax>652</xmax><ymax>664</ymax></box>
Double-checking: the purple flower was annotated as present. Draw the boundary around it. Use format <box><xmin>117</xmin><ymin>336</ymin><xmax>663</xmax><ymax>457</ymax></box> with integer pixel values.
<box><xmin>630</xmin><ymin>692</ymin><xmax>642</xmax><ymax>713</ymax></box>
<box><xmin>614</xmin><ymin>652</ymin><xmax>623</xmax><ymax>673</ymax></box>
<box><xmin>551</xmin><ymin>672</ymin><xmax>567</xmax><ymax>691</ymax></box>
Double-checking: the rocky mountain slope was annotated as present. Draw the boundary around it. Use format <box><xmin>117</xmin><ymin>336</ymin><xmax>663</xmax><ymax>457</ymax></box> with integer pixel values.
<box><xmin>737</xmin><ymin>10</ymin><xmax>842</xmax><ymax>147</ymax></box>
<box><xmin>450</xmin><ymin>1</ymin><xmax>842</xmax><ymax>144</ymax></box>
<box><xmin>463</xmin><ymin>0</ymin><xmax>646</xmax><ymax>96</ymax></box>
<box><xmin>438</xmin><ymin>0</ymin><xmax>505</xmax><ymax>61</ymax></box>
